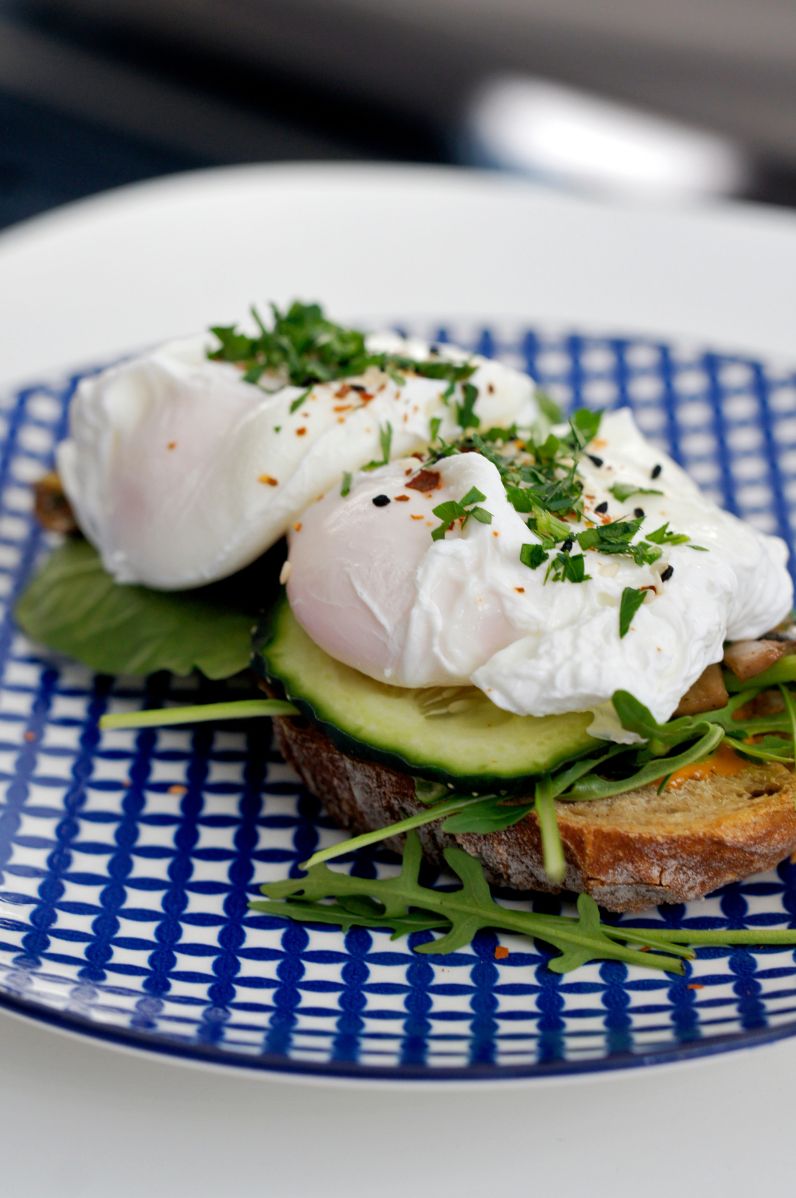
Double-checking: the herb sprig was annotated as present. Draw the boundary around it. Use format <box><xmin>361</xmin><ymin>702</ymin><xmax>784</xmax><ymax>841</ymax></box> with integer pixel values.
<box><xmin>208</xmin><ymin>302</ymin><xmax>477</xmax><ymax>406</ymax></box>
<box><xmin>251</xmin><ymin>831</ymin><xmax>796</xmax><ymax>975</ymax></box>
<box><xmin>431</xmin><ymin>487</ymin><xmax>493</xmax><ymax>541</ymax></box>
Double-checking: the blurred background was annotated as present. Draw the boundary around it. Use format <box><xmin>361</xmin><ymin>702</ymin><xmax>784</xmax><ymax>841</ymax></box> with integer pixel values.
<box><xmin>2</xmin><ymin>0</ymin><xmax>796</xmax><ymax>231</ymax></box>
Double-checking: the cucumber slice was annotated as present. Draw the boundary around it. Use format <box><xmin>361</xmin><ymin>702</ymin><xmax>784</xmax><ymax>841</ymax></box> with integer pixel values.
<box><xmin>253</xmin><ymin>596</ymin><xmax>596</xmax><ymax>789</ymax></box>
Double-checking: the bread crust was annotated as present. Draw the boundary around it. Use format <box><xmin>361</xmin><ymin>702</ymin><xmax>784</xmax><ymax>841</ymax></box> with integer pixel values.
<box><xmin>274</xmin><ymin>714</ymin><xmax>796</xmax><ymax>913</ymax></box>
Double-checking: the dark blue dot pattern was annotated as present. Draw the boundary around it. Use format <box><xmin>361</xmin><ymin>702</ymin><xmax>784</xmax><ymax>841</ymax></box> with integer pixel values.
<box><xmin>0</xmin><ymin>325</ymin><xmax>796</xmax><ymax>1081</ymax></box>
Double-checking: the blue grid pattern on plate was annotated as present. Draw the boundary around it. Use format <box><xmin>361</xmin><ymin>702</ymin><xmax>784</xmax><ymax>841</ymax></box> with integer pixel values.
<box><xmin>1</xmin><ymin>323</ymin><xmax>796</xmax><ymax>1081</ymax></box>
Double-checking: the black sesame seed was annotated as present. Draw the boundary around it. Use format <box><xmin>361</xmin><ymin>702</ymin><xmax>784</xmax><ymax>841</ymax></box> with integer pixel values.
<box><xmin>588</xmin><ymin>454</ymin><xmax>604</xmax><ymax>468</ymax></box>
<box><xmin>634</xmin><ymin>507</ymin><xmax>645</xmax><ymax>518</ymax></box>
<box><xmin>372</xmin><ymin>494</ymin><xmax>391</xmax><ymax>507</ymax></box>
<box><xmin>595</xmin><ymin>501</ymin><xmax>608</xmax><ymax>514</ymax></box>
<box><xmin>661</xmin><ymin>564</ymin><xmax>674</xmax><ymax>582</ymax></box>
<box><xmin>350</xmin><ymin>383</ymin><xmax>366</xmax><ymax>393</ymax></box>
<box><xmin>651</xmin><ymin>463</ymin><xmax>662</xmax><ymax>479</ymax></box>
<box><xmin>561</xmin><ymin>538</ymin><xmax>574</xmax><ymax>553</ymax></box>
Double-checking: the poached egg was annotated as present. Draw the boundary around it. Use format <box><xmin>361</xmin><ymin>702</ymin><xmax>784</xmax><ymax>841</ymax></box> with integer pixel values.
<box><xmin>58</xmin><ymin>331</ymin><xmax>538</xmax><ymax>590</ymax></box>
<box><xmin>286</xmin><ymin>408</ymin><xmax>793</xmax><ymax>738</ymax></box>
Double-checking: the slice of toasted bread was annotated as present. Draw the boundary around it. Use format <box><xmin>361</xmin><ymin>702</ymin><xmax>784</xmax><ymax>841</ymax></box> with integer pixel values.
<box><xmin>274</xmin><ymin>714</ymin><xmax>796</xmax><ymax>912</ymax></box>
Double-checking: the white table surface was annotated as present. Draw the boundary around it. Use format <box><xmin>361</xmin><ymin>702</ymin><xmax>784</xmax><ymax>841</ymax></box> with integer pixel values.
<box><xmin>1</xmin><ymin>163</ymin><xmax>796</xmax><ymax>1196</ymax></box>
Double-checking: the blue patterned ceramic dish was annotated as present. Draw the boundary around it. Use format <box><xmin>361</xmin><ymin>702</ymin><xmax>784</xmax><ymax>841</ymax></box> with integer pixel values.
<box><xmin>2</xmin><ymin>321</ymin><xmax>796</xmax><ymax>1082</ymax></box>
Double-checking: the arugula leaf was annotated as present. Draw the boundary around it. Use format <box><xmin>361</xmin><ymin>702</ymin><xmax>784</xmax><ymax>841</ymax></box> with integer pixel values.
<box><xmin>252</xmin><ymin>832</ymin><xmax>689</xmax><ymax>973</ymax></box>
<box><xmin>564</xmin><ymin>723</ymin><xmax>725</xmax><ymax>800</ymax></box>
<box><xmin>15</xmin><ymin>538</ymin><xmax>268</xmax><ymax>679</ymax></box>
<box><xmin>619</xmin><ymin>586</ymin><xmax>647</xmax><ymax>637</ymax></box>
<box><xmin>534</xmin><ymin>779</ymin><xmax>566</xmax><ymax>882</ymax></box>
<box><xmin>441</xmin><ymin>799</ymin><xmax>533</xmax><ymax>834</ymax></box>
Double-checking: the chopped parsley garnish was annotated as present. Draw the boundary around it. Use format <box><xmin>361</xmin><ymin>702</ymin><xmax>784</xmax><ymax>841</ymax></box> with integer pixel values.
<box><xmin>546</xmin><ymin>552</ymin><xmax>590</xmax><ymax>584</ymax></box>
<box><xmin>520</xmin><ymin>543</ymin><xmax>549</xmax><ymax>569</ymax></box>
<box><xmin>363</xmin><ymin>422</ymin><xmax>393</xmax><ymax>471</ymax></box>
<box><xmin>609</xmin><ymin>483</ymin><xmax>664</xmax><ymax>503</ymax></box>
<box><xmin>577</xmin><ymin>518</ymin><xmax>662</xmax><ymax>566</ymax></box>
<box><xmin>619</xmin><ymin>586</ymin><xmax>647</xmax><ymax>637</ymax></box>
<box><xmin>208</xmin><ymin>301</ymin><xmax>477</xmax><ymax>391</ymax></box>
<box><xmin>646</xmin><ymin>521</ymin><xmax>705</xmax><ymax>550</ymax></box>
<box><xmin>340</xmin><ymin>472</ymin><xmax>352</xmax><ymax>497</ymax></box>
<box><xmin>456</xmin><ymin>382</ymin><xmax>480</xmax><ymax>430</ymax></box>
<box><xmin>429</xmin><ymin>415</ymin><xmax>443</xmax><ymax>444</ymax></box>
<box><xmin>289</xmin><ymin>387</ymin><xmax>312</xmax><ymax>414</ymax></box>
<box><xmin>535</xmin><ymin>390</ymin><xmax>564</xmax><ymax>424</ymax></box>
<box><xmin>418</xmin><ymin>394</ymin><xmax>705</xmax><ymax>595</ymax></box>
<box><xmin>431</xmin><ymin>487</ymin><xmax>493</xmax><ymax>541</ymax></box>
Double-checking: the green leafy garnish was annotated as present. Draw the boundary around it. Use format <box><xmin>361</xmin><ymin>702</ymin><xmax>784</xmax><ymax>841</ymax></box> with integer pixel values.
<box><xmin>545</xmin><ymin>552</ymin><xmax>590</xmax><ymax>584</ymax></box>
<box><xmin>577</xmin><ymin>517</ymin><xmax>661</xmax><ymax>566</ymax></box>
<box><xmin>100</xmin><ymin>699</ymin><xmax>298</xmax><ymax>732</ymax></box>
<box><xmin>431</xmin><ymin>487</ymin><xmax>493</xmax><ymax>541</ymax></box>
<box><xmin>619</xmin><ymin>586</ymin><xmax>647</xmax><ymax>637</ymax></box>
<box><xmin>520</xmin><ymin>543</ymin><xmax>549</xmax><ymax>570</ymax></box>
<box><xmin>15</xmin><ymin>539</ymin><xmax>269</xmax><ymax>679</ymax></box>
<box><xmin>208</xmin><ymin>301</ymin><xmax>476</xmax><ymax>391</ymax></box>
<box><xmin>253</xmin><ymin>832</ymin><xmax>689</xmax><ymax>973</ymax></box>
<box><xmin>609</xmin><ymin>483</ymin><xmax>664</xmax><ymax>503</ymax></box>
<box><xmin>456</xmin><ymin>382</ymin><xmax>480</xmax><ymax>431</ymax></box>
<box><xmin>644</xmin><ymin>521</ymin><xmax>707</xmax><ymax>552</ymax></box>
<box><xmin>340</xmin><ymin>471</ymin><xmax>352</xmax><ymax>497</ymax></box>
<box><xmin>535</xmin><ymin>390</ymin><xmax>564</xmax><ymax>424</ymax></box>
<box><xmin>289</xmin><ymin>387</ymin><xmax>312</xmax><ymax>414</ymax></box>
<box><xmin>363</xmin><ymin>422</ymin><xmax>393</xmax><ymax>471</ymax></box>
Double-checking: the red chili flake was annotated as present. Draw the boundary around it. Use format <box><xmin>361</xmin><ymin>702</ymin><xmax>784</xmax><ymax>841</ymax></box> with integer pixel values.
<box><xmin>406</xmin><ymin>469</ymin><xmax>441</xmax><ymax>493</ymax></box>
<box><xmin>23</xmin><ymin>730</ymin><xmax>36</xmax><ymax>742</ymax></box>
<box><xmin>687</xmin><ymin>983</ymin><xmax>705</xmax><ymax>990</ymax></box>
<box><xmin>295</xmin><ymin>427</ymin><xmax>308</xmax><ymax>437</ymax></box>
<box><xmin>168</xmin><ymin>784</ymin><xmax>187</xmax><ymax>796</ymax></box>
<box><xmin>333</xmin><ymin>404</ymin><xmax>353</xmax><ymax>413</ymax></box>
<box><xmin>487</xmin><ymin>383</ymin><xmax>495</xmax><ymax>395</ymax></box>
<box><xmin>166</xmin><ymin>441</ymin><xmax>177</xmax><ymax>450</ymax></box>
<box><xmin>514</xmin><ymin>586</ymin><xmax>525</xmax><ymax>594</ymax></box>
<box><xmin>358</xmin><ymin>391</ymin><xmax>374</xmax><ymax>404</ymax></box>
<box><xmin>640</xmin><ymin>584</ymin><xmax>657</xmax><ymax>593</ymax></box>
<box><xmin>410</xmin><ymin>514</ymin><xmax>424</xmax><ymax>521</ymax></box>
<box><xmin>257</xmin><ymin>474</ymin><xmax>279</xmax><ymax>486</ymax></box>
<box><xmin>492</xmin><ymin>530</ymin><xmax>500</xmax><ymax>537</ymax></box>
<box><xmin>335</xmin><ymin>383</ymin><xmax>352</xmax><ymax>399</ymax></box>
<box><xmin>293</xmin><ymin>521</ymin><xmax>303</xmax><ymax>532</ymax></box>
<box><xmin>494</xmin><ymin>946</ymin><xmax>510</xmax><ymax>960</ymax></box>
<box><xmin>394</xmin><ymin>495</ymin><xmax>410</xmax><ymax>502</ymax></box>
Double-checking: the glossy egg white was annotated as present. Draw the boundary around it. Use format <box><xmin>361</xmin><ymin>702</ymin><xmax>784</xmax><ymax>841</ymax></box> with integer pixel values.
<box><xmin>58</xmin><ymin>331</ymin><xmax>538</xmax><ymax>590</ymax></box>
